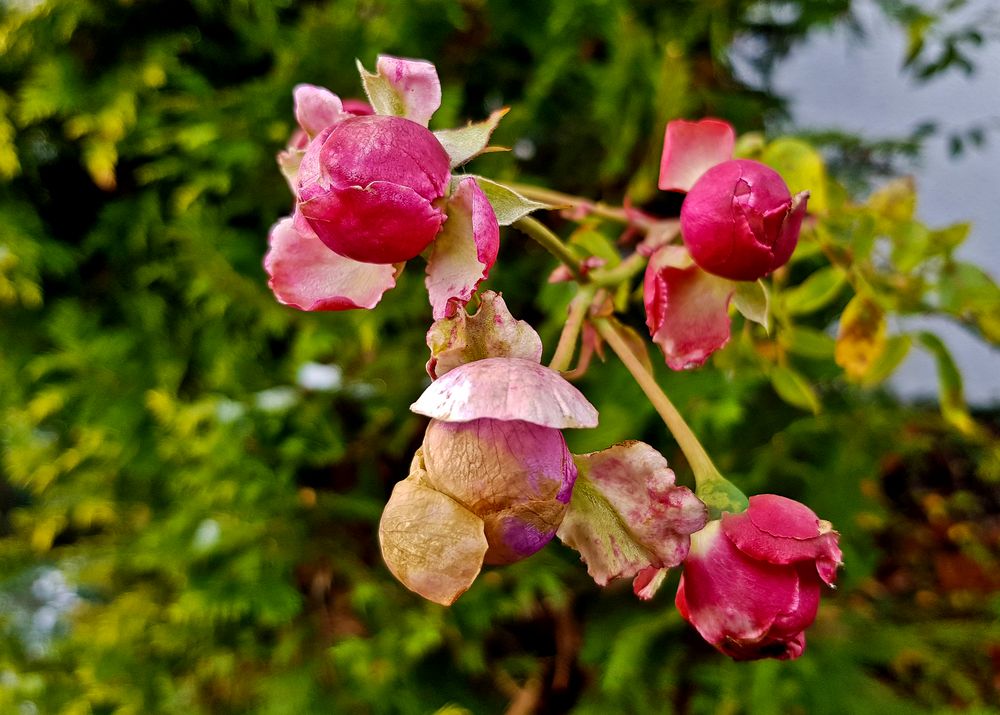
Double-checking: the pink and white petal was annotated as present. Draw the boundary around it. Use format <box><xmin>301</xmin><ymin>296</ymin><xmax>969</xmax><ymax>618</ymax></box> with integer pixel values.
<box><xmin>659</xmin><ymin>119</ymin><xmax>736</xmax><ymax>193</ymax></box>
<box><xmin>294</xmin><ymin>84</ymin><xmax>347</xmax><ymax>137</ymax></box>
<box><xmin>410</xmin><ymin>357</ymin><xmax>598</xmax><ymax>429</ymax></box>
<box><xmin>425</xmin><ymin>177</ymin><xmax>500</xmax><ymax>319</ymax></box>
<box><xmin>375</xmin><ymin>55</ymin><xmax>442</xmax><ymax>127</ymax></box>
<box><xmin>556</xmin><ymin>442</ymin><xmax>707</xmax><ymax>589</ymax></box>
<box><xmin>645</xmin><ymin>245</ymin><xmax>735</xmax><ymax>370</ymax></box>
<box><xmin>379</xmin><ymin>475</ymin><xmax>488</xmax><ymax>606</ymax></box>
<box><xmin>264</xmin><ymin>217</ymin><xmax>397</xmax><ymax>311</ymax></box>
<box><xmin>680</xmin><ymin>522</ymin><xmax>800</xmax><ymax>646</ymax></box>
<box><xmin>633</xmin><ymin>567</ymin><xmax>669</xmax><ymax>600</ymax></box>
<box><xmin>277</xmin><ymin>146</ymin><xmax>304</xmax><ymax>193</ymax></box>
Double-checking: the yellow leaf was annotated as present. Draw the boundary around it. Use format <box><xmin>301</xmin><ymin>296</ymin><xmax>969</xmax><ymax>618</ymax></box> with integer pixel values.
<box><xmin>835</xmin><ymin>295</ymin><xmax>887</xmax><ymax>381</ymax></box>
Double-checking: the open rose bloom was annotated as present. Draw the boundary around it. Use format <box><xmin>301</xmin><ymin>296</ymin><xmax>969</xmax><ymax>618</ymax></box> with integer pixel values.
<box><xmin>645</xmin><ymin>119</ymin><xmax>809</xmax><ymax>369</ymax></box>
<box><xmin>265</xmin><ymin>56</ymin><xmax>503</xmax><ymax>319</ymax></box>
<box><xmin>676</xmin><ymin>494</ymin><xmax>842</xmax><ymax>660</ymax></box>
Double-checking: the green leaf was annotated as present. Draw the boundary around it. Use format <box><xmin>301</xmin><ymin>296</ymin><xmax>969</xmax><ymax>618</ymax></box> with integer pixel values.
<box><xmin>860</xmin><ymin>334</ymin><xmax>912</xmax><ymax>387</ymax></box>
<box><xmin>781</xmin><ymin>266</ymin><xmax>847</xmax><ymax>316</ymax></box>
<box><xmin>732</xmin><ymin>279</ymin><xmax>770</xmax><ymax>332</ymax></box>
<box><xmin>915</xmin><ymin>332</ymin><xmax>976</xmax><ymax>434</ymax></box>
<box><xmin>779</xmin><ymin>325</ymin><xmax>835</xmax><ymax>359</ymax></box>
<box><xmin>355</xmin><ymin>58</ymin><xmax>406</xmax><ymax>118</ymax></box>
<box><xmin>770</xmin><ymin>365</ymin><xmax>821</xmax><ymax>414</ymax></box>
<box><xmin>761</xmin><ymin>138</ymin><xmax>829</xmax><ymax>212</ymax></box>
<box><xmin>433</xmin><ymin>108</ymin><xmax>509</xmax><ymax>168</ymax></box>
<box><xmin>890</xmin><ymin>221</ymin><xmax>932</xmax><ymax>273</ymax></box>
<box><xmin>468</xmin><ymin>176</ymin><xmax>550</xmax><ymax>226</ymax></box>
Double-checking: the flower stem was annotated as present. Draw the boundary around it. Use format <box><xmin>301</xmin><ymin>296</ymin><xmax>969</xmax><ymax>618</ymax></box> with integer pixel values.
<box><xmin>549</xmin><ymin>285</ymin><xmax>596</xmax><ymax>372</ymax></box>
<box><xmin>507</xmin><ymin>183</ymin><xmax>652</xmax><ymax>230</ymax></box>
<box><xmin>593</xmin><ymin>317</ymin><xmax>718</xmax><ymax>483</ymax></box>
<box><xmin>589</xmin><ymin>251</ymin><xmax>648</xmax><ymax>287</ymax></box>
<box><xmin>514</xmin><ymin>216</ymin><xmax>584</xmax><ymax>282</ymax></box>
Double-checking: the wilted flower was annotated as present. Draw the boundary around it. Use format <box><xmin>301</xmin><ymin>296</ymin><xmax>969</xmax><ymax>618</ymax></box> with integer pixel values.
<box><xmin>266</xmin><ymin>56</ymin><xmax>504</xmax><ymax>318</ymax></box>
<box><xmin>379</xmin><ymin>357</ymin><xmax>598</xmax><ymax>605</ymax></box>
<box><xmin>675</xmin><ymin>494</ymin><xmax>842</xmax><ymax>660</ymax></box>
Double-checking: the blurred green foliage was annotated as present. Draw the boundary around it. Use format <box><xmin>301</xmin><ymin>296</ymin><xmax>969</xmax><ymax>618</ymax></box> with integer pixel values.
<box><xmin>1</xmin><ymin>0</ymin><xmax>999</xmax><ymax>713</ymax></box>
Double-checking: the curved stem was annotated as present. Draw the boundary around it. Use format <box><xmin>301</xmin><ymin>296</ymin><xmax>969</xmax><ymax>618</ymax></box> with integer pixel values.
<box><xmin>592</xmin><ymin>317</ymin><xmax>721</xmax><ymax>486</ymax></box>
<box><xmin>549</xmin><ymin>285</ymin><xmax>596</xmax><ymax>372</ymax></box>
<box><xmin>507</xmin><ymin>182</ymin><xmax>653</xmax><ymax>230</ymax></box>
<box><xmin>513</xmin><ymin>216</ymin><xmax>584</xmax><ymax>282</ymax></box>
<box><xmin>589</xmin><ymin>251</ymin><xmax>648</xmax><ymax>287</ymax></box>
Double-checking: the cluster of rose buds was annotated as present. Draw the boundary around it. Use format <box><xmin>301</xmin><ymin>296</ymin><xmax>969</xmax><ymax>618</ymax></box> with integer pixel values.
<box><xmin>263</xmin><ymin>56</ymin><xmax>840</xmax><ymax>662</ymax></box>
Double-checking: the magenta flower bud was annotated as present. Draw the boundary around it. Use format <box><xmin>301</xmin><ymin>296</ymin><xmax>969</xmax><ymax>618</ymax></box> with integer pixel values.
<box><xmin>676</xmin><ymin>495</ymin><xmax>842</xmax><ymax>660</ymax></box>
<box><xmin>297</xmin><ymin>114</ymin><xmax>450</xmax><ymax>264</ymax></box>
<box><xmin>422</xmin><ymin>418</ymin><xmax>576</xmax><ymax>565</ymax></box>
<box><xmin>680</xmin><ymin>159</ymin><xmax>808</xmax><ymax>281</ymax></box>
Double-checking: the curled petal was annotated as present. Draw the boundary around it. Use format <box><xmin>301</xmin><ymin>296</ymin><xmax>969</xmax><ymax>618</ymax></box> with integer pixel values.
<box><xmin>379</xmin><ymin>475</ymin><xmax>488</xmax><ymax>606</ymax></box>
<box><xmin>723</xmin><ymin>494</ymin><xmax>843</xmax><ymax>586</ymax></box>
<box><xmin>644</xmin><ymin>245</ymin><xmax>735</xmax><ymax>370</ymax></box>
<box><xmin>375</xmin><ymin>55</ymin><xmax>442</xmax><ymax>126</ymax></box>
<box><xmin>299</xmin><ymin>181</ymin><xmax>446</xmax><ymax>264</ymax></box>
<box><xmin>264</xmin><ymin>217</ymin><xmax>397</xmax><ymax>311</ymax></box>
<box><xmin>410</xmin><ymin>357</ymin><xmax>598</xmax><ymax>429</ymax></box>
<box><xmin>425</xmin><ymin>290</ymin><xmax>542</xmax><ymax>379</ymax></box>
<box><xmin>557</xmin><ymin>441</ymin><xmax>707</xmax><ymax>591</ymax></box>
<box><xmin>659</xmin><ymin>119</ymin><xmax>735</xmax><ymax>193</ymax></box>
<box><xmin>294</xmin><ymin>84</ymin><xmax>347</xmax><ymax>137</ymax></box>
<box><xmin>425</xmin><ymin>177</ymin><xmax>500</xmax><ymax>319</ymax></box>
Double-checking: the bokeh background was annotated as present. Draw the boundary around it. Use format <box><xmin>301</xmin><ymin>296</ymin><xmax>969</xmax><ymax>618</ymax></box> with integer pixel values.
<box><xmin>1</xmin><ymin>0</ymin><xmax>999</xmax><ymax>713</ymax></box>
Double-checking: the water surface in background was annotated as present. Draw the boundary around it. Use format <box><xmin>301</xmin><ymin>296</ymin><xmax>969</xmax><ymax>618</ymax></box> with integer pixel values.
<box><xmin>735</xmin><ymin>0</ymin><xmax>1000</xmax><ymax>405</ymax></box>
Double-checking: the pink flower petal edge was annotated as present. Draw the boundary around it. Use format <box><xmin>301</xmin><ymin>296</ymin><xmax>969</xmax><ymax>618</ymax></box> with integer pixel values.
<box><xmin>376</xmin><ymin>54</ymin><xmax>442</xmax><ymax>127</ymax></box>
<box><xmin>722</xmin><ymin>495</ymin><xmax>843</xmax><ymax>586</ymax></box>
<box><xmin>644</xmin><ymin>245</ymin><xmax>734</xmax><ymax>370</ymax></box>
<box><xmin>294</xmin><ymin>84</ymin><xmax>347</xmax><ymax>138</ymax></box>
<box><xmin>425</xmin><ymin>177</ymin><xmax>500</xmax><ymax>319</ymax></box>
<box><xmin>658</xmin><ymin>118</ymin><xmax>736</xmax><ymax>193</ymax></box>
<box><xmin>264</xmin><ymin>217</ymin><xmax>397</xmax><ymax>311</ymax></box>
<box><xmin>410</xmin><ymin>357</ymin><xmax>598</xmax><ymax>429</ymax></box>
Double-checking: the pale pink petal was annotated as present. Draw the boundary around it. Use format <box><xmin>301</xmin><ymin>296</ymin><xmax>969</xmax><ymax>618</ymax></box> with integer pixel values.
<box><xmin>294</xmin><ymin>84</ymin><xmax>347</xmax><ymax>137</ymax></box>
<box><xmin>410</xmin><ymin>357</ymin><xmax>598</xmax><ymax>429</ymax></box>
<box><xmin>425</xmin><ymin>290</ymin><xmax>542</xmax><ymax>379</ymax></box>
<box><xmin>644</xmin><ymin>245</ymin><xmax>735</xmax><ymax>370</ymax></box>
<box><xmin>425</xmin><ymin>177</ymin><xmax>500</xmax><ymax>319</ymax></box>
<box><xmin>375</xmin><ymin>55</ymin><xmax>442</xmax><ymax>126</ymax></box>
<box><xmin>659</xmin><ymin>119</ymin><xmax>736</xmax><ymax>193</ymax></box>
<box><xmin>379</xmin><ymin>474</ymin><xmax>488</xmax><ymax>606</ymax></box>
<box><xmin>299</xmin><ymin>181</ymin><xmax>446</xmax><ymax>264</ymax></box>
<box><xmin>264</xmin><ymin>217</ymin><xmax>396</xmax><ymax>311</ymax></box>
<box><xmin>556</xmin><ymin>441</ymin><xmax>707</xmax><ymax>589</ymax></box>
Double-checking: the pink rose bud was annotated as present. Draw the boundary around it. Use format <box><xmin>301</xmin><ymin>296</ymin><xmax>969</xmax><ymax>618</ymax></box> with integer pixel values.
<box><xmin>297</xmin><ymin>114</ymin><xmax>450</xmax><ymax>264</ymax></box>
<box><xmin>680</xmin><ymin>159</ymin><xmax>808</xmax><ymax>281</ymax></box>
<box><xmin>675</xmin><ymin>495</ymin><xmax>842</xmax><ymax>660</ymax></box>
